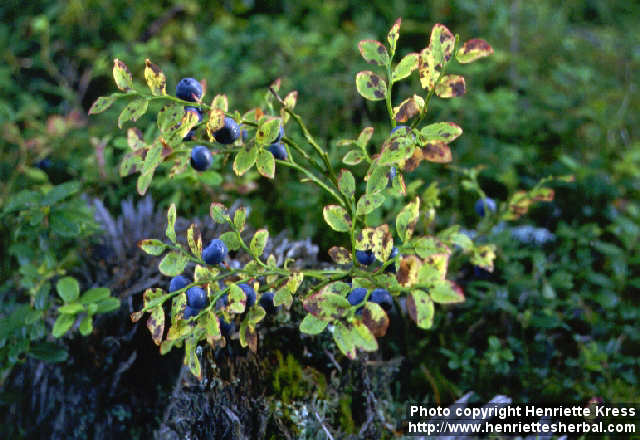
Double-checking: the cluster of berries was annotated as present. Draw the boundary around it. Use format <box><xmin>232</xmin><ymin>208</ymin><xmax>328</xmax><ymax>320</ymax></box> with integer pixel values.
<box><xmin>356</xmin><ymin>247</ymin><xmax>398</xmax><ymax>273</ymax></box>
<box><xmin>174</xmin><ymin>77</ymin><xmax>287</xmax><ymax>172</ymax></box>
<box><xmin>347</xmin><ymin>287</ymin><xmax>393</xmax><ymax>313</ymax></box>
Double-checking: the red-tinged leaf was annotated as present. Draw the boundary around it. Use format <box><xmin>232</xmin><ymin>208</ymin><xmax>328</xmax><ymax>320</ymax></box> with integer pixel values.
<box><xmin>113</xmin><ymin>59</ymin><xmax>133</xmax><ymax>92</ymax></box>
<box><xmin>362</xmin><ymin>302</ymin><xmax>389</xmax><ymax>337</ymax></box>
<box><xmin>456</xmin><ymin>39</ymin><xmax>494</xmax><ymax>64</ymax></box>
<box><xmin>358</xmin><ymin>39</ymin><xmax>389</xmax><ymax>66</ymax></box>
<box><xmin>406</xmin><ymin>290</ymin><xmax>434</xmax><ymax>329</ymax></box>
<box><xmin>127</xmin><ymin>127</ymin><xmax>145</xmax><ymax>151</ymax></box>
<box><xmin>130</xmin><ymin>311</ymin><xmax>144</xmax><ymax>323</ymax></box>
<box><xmin>284</xmin><ymin>90</ymin><xmax>298</xmax><ymax>110</ymax></box>
<box><xmin>422</xmin><ymin>141</ymin><xmax>452</xmax><ymax>163</ymax></box>
<box><xmin>303</xmin><ymin>292</ymin><xmax>351</xmax><ymax>321</ymax></box>
<box><xmin>144</xmin><ymin>59</ymin><xmax>166</xmax><ymax>96</ymax></box>
<box><xmin>328</xmin><ymin>246</ymin><xmax>352</xmax><ymax>264</ymax></box>
<box><xmin>394</xmin><ymin>95</ymin><xmax>424</xmax><ymax>122</ymax></box>
<box><xmin>356</xmin><ymin>71</ymin><xmax>387</xmax><ymax>101</ymax></box>
<box><xmin>396</xmin><ymin>255</ymin><xmax>423</xmax><ymax>287</ymax></box>
<box><xmin>435</xmin><ymin>74</ymin><xmax>466</xmax><ymax>98</ymax></box>
<box><xmin>430</xmin><ymin>280</ymin><xmax>465</xmax><ymax>304</ymax></box>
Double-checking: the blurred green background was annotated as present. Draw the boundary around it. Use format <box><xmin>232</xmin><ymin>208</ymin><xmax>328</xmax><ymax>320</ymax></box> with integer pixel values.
<box><xmin>1</xmin><ymin>0</ymin><xmax>639</xmax><ymax>434</ymax></box>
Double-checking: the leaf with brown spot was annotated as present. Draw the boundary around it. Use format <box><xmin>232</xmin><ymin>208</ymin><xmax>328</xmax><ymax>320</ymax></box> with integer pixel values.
<box><xmin>88</xmin><ymin>95</ymin><xmax>117</xmax><ymax>115</ymax></box>
<box><xmin>328</xmin><ymin>246</ymin><xmax>352</xmax><ymax>264</ymax></box>
<box><xmin>425</xmin><ymin>252</ymin><xmax>450</xmax><ymax>280</ymax></box>
<box><xmin>356</xmin><ymin>193</ymin><xmax>385</xmax><ymax>216</ymax></box>
<box><xmin>130</xmin><ymin>311</ymin><xmax>143</xmax><ymax>323</ymax></box>
<box><xmin>394</xmin><ymin>95</ymin><xmax>424</xmax><ymax>122</ymax></box>
<box><xmin>127</xmin><ymin>127</ymin><xmax>145</xmax><ymax>151</ymax></box>
<box><xmin>407</xmin><ymin>290</ymin><xmax>434</xmax><ymax>329</ymax></box>
<box><xmin>396</xmin><ymin>196</ymin><xmax>420</xmax><ymax>241</ymax></box>
<box><xmin>420</xmin><ymin>122</ymin><xmax>463</xmax><ymax>143</ymax></box>
<box><xmin>241</xmin><ymin>107</ymin><xmax>264</xmax><ymax>123</ymax></box>
<box><xmin>147</xmin><ymin>306</ymin><xmax>165</xmax><ymax>346</ymax></box>
<box><xmin>333</xmin><ymin>323</ymin><xmax>356</xmax><ymax>359</ymax></box>
<box><xmin>456</xmin><ymin>39</ymin><xmax>494</xmax><ymax>64</ymax></box>
<box><xmin>118</xmin><ymin>98</ymin><xmax>148</xmax><ymax>129</ymax></box>
<box><xmin>371</xmin><ymin>224</ymin><xmax>394</xmax><ymax>262</ymax></box>
<box><xmin>429</xmin><ymin>24</ymin><xmax>455</xmax><ymax>65</ymax></box>
<box><xmin>351</xmin><ymin>320</ymin><xmax>378</xmax><ymax>352</ymax></box>
<box><xmin>299</xmin><ymin>314</ymin><xmax>328</xmax><ymax>335</ymax></box>
<box><xmin>356</xmin><ymin>71</ymin><xmax>387</xmax><ymax>102</ymax></box>
<box><xmin>323</xmin><ymin>205</ymin><xmax>351</xmax><ymax>232</ymax></box>
<box><xmin>144</xmin><ymin>59</ymin><xmax>166</xmax><ymax>96</ymax></box>
<box><xmin>435</xmin><ymin>75</ymin><xmax>466</xmax><ymax>98</ymax></box>
<box><xmin>184</xmin><ymin>336</ymin><xmax>202</xmax><ymax>379</ymax></box>
<box><xmin>362</xmin><ymin>302</ymin><xmax>389</xmax><ymax>337</ymax></box>
<box><xmin>358</xmin><ymin>39</ymin><xmax>389</xmax><ymax>66</ymax></box>
<box><xmin>471</xmin><ymin>244</ymin><xmax>496</xmax><ymax>272</ymax></box>
<box><xmin>396</xmin><ymin>255</ymin><xmax>423</xmax><ymax>287</ymax></box>
<box><xmin>365</xmin><ymin>164</ymin><xmax>389</xmax><ymax>195</ymax></box>
<box><xmin>378</xmin><ymin>131</ymin><xmax>416</xmax><ymax>165</ymax></box>
<box><xmin>357</xmin><ymin>126</ymin><xmax>375</xmax><ymax>149</ymax></box>
<box><xmin>421</xmin><ymin>141</ymin><xmax>452</xmax><ymax>163</ymax></box>
<box><xmin>387</xmin><ymin>18</ymin><xmax>402</xmax><ymax>55</ymax></box>
<box><xmin>303</xmin><ymin>292</ymin><xmax>350</xmax><ymax>321</ymax></box>
<box><xmin>113</xmin><ymin>59</ymin><xmax>133</xmax><ymax>92</ymax></box>
<box><xmin>390</xmin><ymin>169</ymin><xmax>407</xmax><ymax>196</ymax></box>
<box><xmin>187</xmin><ymin>223</ymin><xmax>202</xmax><ymax>256</ymax></box>
<box><xmin>205</xmin><ymin>108</ymin><xmax>225</xmax><ymax>141</ymax></box>
<box><xmin>418</xmin><ymin>48</ymin><xmax>438</xmax><ymax>90</ymax></box>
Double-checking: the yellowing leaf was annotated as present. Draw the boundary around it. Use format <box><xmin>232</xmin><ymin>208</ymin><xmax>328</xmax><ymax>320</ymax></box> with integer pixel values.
<box><xmin>144</xmin><ymin>59</ymin><xmax>166</xmax><ymax>96</ymax></box>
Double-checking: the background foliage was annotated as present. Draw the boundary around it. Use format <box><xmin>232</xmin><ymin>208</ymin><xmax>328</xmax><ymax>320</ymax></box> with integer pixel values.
<box><xmin>1</xmin><ymin>0</ymin><xmax>638</xmax><ymax>437</ymax></box>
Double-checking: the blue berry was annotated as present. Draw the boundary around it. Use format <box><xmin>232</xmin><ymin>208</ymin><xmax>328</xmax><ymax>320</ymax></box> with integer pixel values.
<box><xmin>169</xmin><ymin>275</ymin><xmax>190</xmax><ymax>292</ymax></box>
<box><xmin>259</xmin><ymin>292</ymin><xmax>279</xmax><ymax>314</ymax></box>
<box><xmin>275</xmin><ymin>125</ymin><xmax>285</xmax><ymax>142</ymax></box>
<box><xmin>356</xmin><ymin>249</ymin><xmax>375</xmax><ymax>266</ymax></box>
<box><xmin>186</xmin><ymin>286</ymin><xmax>207</xmax><ymax>309</ymax></box>
<box><xmin>202</xmin><ymin>239</ymin><xmax>228</xmax><ymax>265</ymax></box>
<box><xmin>214</xmin><ymin>117</ymin><xmax>241</xmax><ymax>144</ymax></box>
<box><xmin>475</xmin><ymin>198</ymin><xmax>497</xmax><ymax>217</ymax></box>
<box><xmin>384</xmin><ymin>247</ymin><xmax>399</xmax><ymax>273</ymax></box>
<box><xmin>391</xmin><ymin>125</ymin><xmax>408</xmax><ymax>135</ymax></box>
<box><xmin>268</xmin><ymin>142</ymin><xmax>288</xmax><ymax>160</ymax></box>
<box><xmin>241</xmin><ymin>129</ymin><xmax>249</xmax><ymax>142</ymax></box>
<box><xmin>183</xmin><ymin>305</ymin><xmax>199</xmax><ymax>319</ymax></box>
<box><xmin>176</xmin><ymin>78</ymin><xmax>202</xmax><ymax>102</ymax></box>
<box><xmin>237</xmin><ymin>283</ymin><xmax>256</xmax><ymax>308</ymax></box>
<box><xmin>347</xmin><ymin>288</ymin><xmax>367</xmax><ymax>306</ymax></box>
<box><xmin>190</xmin><ymin>145</ymin><xmax>212</xmax><ymax>171</ymax></box>
<box><xmin>220</xmin><ymin>318</ymin><xmax>235</xmax><ymax>337</ymax></box>
<box><xmin>369</xmin><ymin>288</ymin><xmax>393</xmax><ymax>311</ymax></box>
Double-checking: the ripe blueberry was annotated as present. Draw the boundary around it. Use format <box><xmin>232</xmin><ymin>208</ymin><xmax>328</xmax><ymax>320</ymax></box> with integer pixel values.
<box><xmin>356</xmin><ymin>249</ymin><xmax>375</xmax><ymax>266</ymax></box>
<box><xmin>241</xmin><ymin>129</ymin><xmax>249</xmax><ymax>142</ymax></box>
<box><xmin>183</xmin><ymin>305</ymin><xmax>199</xmax><ymax>319</ymax></box>
<box><xmin>274</xmin><ymin>125</ymin><xmax>285</xmax><ymax>142</ymax></box>
<box><xmin>186</xmin><ymin>286</ymin><xmax>207</xmax><ymax>309</ymax></box>
<box><xmin>202</xmin><ymin>239</ymin><xmax>228</xmax><ymax>265</ymax></box>
<box><xmin>369</xmin><ymin>288</ymin><xmax>393</xmax><ymax>311</ymax></box>
<box><xmin>214</xmin><ymin>117</ymin><xmax>241</xmax><ymax>144</ymax></box>
<box><xmin>259</xmin><ymin>292</ymin><xmax>279</xmax><ymax>314</ymax></box>
<box><xmin>268</xmin><ymin>142</ymin><xmax>288</xmax><ymax>160</ymax></box>
<box><xmin>190</xmin><ymin>145</ymin><xmax>212</xmax><ymax>171</ymax></box>
<box><xmin>169</xmin><ymin>275</ymin><xmax>190</xmax><ymax>292</ymax></box>
<box><xmin>237</xmin><ymin>283</ymin><xmax>256</xmax><ymax>308</ymax></box>
<box><xmin>176</xmin><ymin>78</ymin><xmax>202</xmax><ymax>102</ymax></box>
<box><xmin>475</xmin><ymin>198</ymin><xmax>497</xmax><ymax>217</ymax></box>
<box><xmin>220</xmin><ymin>318</ymin><xmax>235</xmax><ymax>337</ymax></box>
<box><xmin>347</xmin><ymin>288</ymin><xmax>367</xmax><ymax>306</ymax></box>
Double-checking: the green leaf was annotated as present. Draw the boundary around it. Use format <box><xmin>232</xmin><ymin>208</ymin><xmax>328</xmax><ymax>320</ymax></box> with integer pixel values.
<box><xmin>429</xmin><ymin>24</ymin><xmax>455</xmax><ymax>65</ymax></box>
<box><xmin>210</xmin><ymin>202</ymin><xmax>230</xmax><ymax>224</ymax></box>
<box><xmin>406</xmin><ymin>290</ymin><xmax>434</xmax><ymax>329</ymax></box>
<box><xmin>228</xmin><ymin>284</ymin><xmax>246</xmax><ymax>313</ymax></box>
<box><xmin>420</xmin><ymin>122</ymin><xmax>463</xmax><ymax>143</ymax></box>
<box><xmin>166</xmin><ymin>203</ymin><xmax>177</xmax><ymax>243</ymax></box>
<box><xmin>351</xmin><ymin>320</ymin><xmax>378</xmax><ymax>352</ymax></box>
<box><xmin>396</xmin><ymin>197</ymin><xmax>420</xmax><ymax>241</ymax></box>
<box><xmin>41</xmin><ymin>181</ymin><xmax>80</xmax><ymax>206</ymax></box>
<box><xmin>56</xmin><ymin>277</ymin><xmax>79</xmax><ymax>303</ymax></box>
<box><xmin>212</xmin><ymin>94</ymin><xmax>229</xmax><ymax>112</ymax></box>
<box><xmin>328</xmin><ymin>246</ymin><xmax>352</xmax><ymax>264</ymax></box>
<box><xmin>250</xmin><ymin>229</ymin><xmax>269</xmax><ymax>257</ymax></box>
<box><xmin>358</xmin><ymin>39</ymin><xmax>389</xmax><ymax>66</ymax></box>
<box><xmin>343</xmin><ymin>150</ymin><xmax>365</xmax><ymax>166</ymax></box>
<box><xmin>79</xmin><ymin>315</ymin><xmax>93</xmax><ymax>336</ymax></box>
<box><xmin>357</xmin><ymin>126</ymin><xmax>375</xmax><ymax>149</ymax></box>
<box><xmin>158</xmin><ymin>252</ymin><xmax>188</xmax><ymax>277</ymax></box>
<box><xmin>220</xmin><ymin>231</ymin><xmax>242</xmax><ymax>250</ymax></box>
<box><xmin>88</xmin><ymin>95</ymin><xmax>116</xmax><ymax>115</ymax></box>
<box><xmin>136</xmin><ymin>172</ymin><xmax>153</xmax><ymax>196</ymax></box>
<box><xmin>285</xmin><ymin>272</ymin><xmax>304</xmax><ymax>293</ymax></box>
<box><xmin>323</xmin><ymin>205</ymin><xmax>351</xmax><ymax>232</ymax></box>
<box><xmin>143</xmin><ymin>288</ymin><xmax>167</xmax><ymax>310</ymax></box>
<box><xmin>356</xmin><ymin>71</ymin><xmax>387</xmax><ymax>101</ymax></box>
<box><xmin>357</xmin><ymin>193</ymin><xmax>385</xmax><ymax>216</ymax></box>
<box><xmin>144</xmin><ymin>59</ymin><xmax>166</xmax><ymax>96</ymax></box>
<box><xmin>80</xmin><ymin>288</ymin><xmax>111</xmax><ymax>304</ymax></box>
<box><xmin>58</xmin><ymin>303</ymin><xmax>84</xmax><ymax>314</ymax></box>
<box><xmin>247</xmin><ymin>305</ymin><xmax>266</xmax><ymax>326</ymax></box>
<box><xmin>456</xmin><ymin>39</ymin><xmax>493</xmax><ymax>64</ymax></box>
<box><xmin>233</xmin><ymin>207</ymin><xmax>246</xmax><ymax>231</ymax></box>
<box><xmin>184</xmin><ymin>336</ymin><xmax>202</xmax><ymax>379</ymax></box>
<box><xmin>378</xmin><ymin>133</ymin><xmax>416</xmax><ymax>166</ymax></box>
<box><xmin>471</xmin><ymin>244</ymin><xmax>496</xmax><ymax>272</ymax></box>
<box><xmin>392</xmin><ymin>53</ymin><xmax>419</xmax><ymax>83</ymax></box>
<box><xmin>299</xmin><ymin>314</ymin><xmax>328</xmax><ymax>335</ymax></box>
<box><xmin>333</xmin><ymin>323</ymin><xmax>356</xmax><ymax>359</ymax></box>
<box><xmin>233</xmin><ymin>145</ymin><xmax>258</xmax><ymax>176</ymax></box>
<box><xmin>274</xmin><ymin>288</ymin><xmax>293</xmax><ymax>309</ymax></box>
<box><xmin>28</xmin><ymin>342</ymin><xmax>68</xmax><ymax>362</ymax></box>
<box><xmin>256</xmin><ymin>118</ymin><xmax>282</xmax><ymax>146</ymax></box>
<box><xmin>52</xmin><ymin>313</ymin><xmax>75</xmax><ymax>337</ymax></box>
<box><xmin>387</xmin><ymin>18</ymin><xmax>401</xmax><ymax>56</ymax></box>
<box><xmin>113</xmin><ymin>59</ymin><xmax>133</xmax><ymax>92</ymax></box>
<box><xmin>138</xmin><ymin>238</ymin><xmax>166</xmax><ymax>256</ymax></box>
<box><xmin>119</xmin><ymin>152</ymin><xmax>142</xmax><ymax>177</ymax></box>
<box><xmin>430</xmin><ymin>281</ymin><xmax>465</xmax><ymax>304</ymax></box>
<box><xmin>365</xmin><ymin>164</ymin><xmax>389</xmax><ymax>195</ymax></box>
<box><xmin>256</xmin><ymin>149</ymin><xmax>275</xmax><ymax>179</ymax></box>
<box><xmin>127</xmin><ymin>127</ymin><xmax>145</xmax><ymax>150</ymax></box>
<box><xmin>435</xmin><ymin>75</ymin><xmax>466</xmax><ymax>98</ymax></box>
<box><xmin>303</xmin><ymin>292</ymin><xmax>351</xmax><ymax>321</ymax></box>
<box><xmin>338</xmin><ymin>170</ymin><xmax>355</xmax><ymax>199</ymax></box>
<box><xmin>118</xmin><ymin>98</ymin><xmax>148</xmax><ymax>129</ymax></box>
<box><xmin>95</xmin><ymin>297</ymin><xmax>120</xmax><ymax>313</ymax></box>
<box><xmin>157</xmin><ymin>105</ymin><xmax>184</xmax><ymax>133</ymax></box>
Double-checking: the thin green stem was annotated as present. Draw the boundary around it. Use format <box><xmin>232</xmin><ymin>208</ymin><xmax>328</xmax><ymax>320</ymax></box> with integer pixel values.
<box><xmin>277</xmin><ymin>159</ymin><xmax>347</xmax><ymax>209</ymax></box>
<box><xmin>385</xmin><ymin>64</ymin><xmax>395</xmax><ymax>128</ymax></box>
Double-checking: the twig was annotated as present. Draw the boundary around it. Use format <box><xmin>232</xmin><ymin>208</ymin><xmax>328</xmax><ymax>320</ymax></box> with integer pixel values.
<box><xmin>314</xmin><ymin>411</ymin><xmax>335</xmax><ymax>440</ymax></box>
<box><xmin>324</xmin><ymin>349</ymin><xmax>342</xmax><ymax>373</ymax></box>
